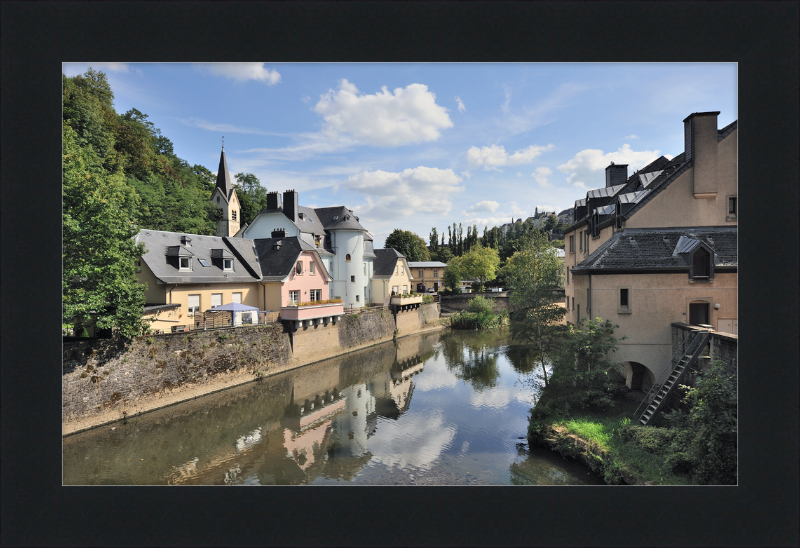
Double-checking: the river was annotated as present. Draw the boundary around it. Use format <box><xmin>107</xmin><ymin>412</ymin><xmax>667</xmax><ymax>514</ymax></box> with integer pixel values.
<box><xmin>62</xmin><ymin>329</ymin><xmax>603</xmax><ymax>485</ymax></box>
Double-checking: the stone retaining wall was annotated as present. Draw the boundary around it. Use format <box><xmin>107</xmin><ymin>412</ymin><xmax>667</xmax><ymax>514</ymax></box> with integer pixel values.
<box><xmin>63</xmin><ymin>304</ymin><xmax>441</xmax><ymax>428</ymax></box>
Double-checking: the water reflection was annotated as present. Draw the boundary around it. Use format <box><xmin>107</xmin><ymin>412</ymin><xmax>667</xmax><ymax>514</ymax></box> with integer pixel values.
<box><xmin>63</xmin><ymin>330</ymin><xmax>602</xmax><ymax>485</ymax></box>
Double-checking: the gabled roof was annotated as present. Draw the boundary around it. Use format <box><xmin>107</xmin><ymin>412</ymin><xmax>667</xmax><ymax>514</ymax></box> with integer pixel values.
<box><xmin>571</xmin><ymin>227</ymin><xmax>737</xmax><ymax>273</ymax></box>
<box><xmin>718</xmin><ymin>120</ymin><xmax>737</xmax><ymax>141</ymax></box>
<box><xmin>137</xmin><ymin>230</ymin><xmax>261</xmax><ymax>284</ymax></box>
<box><xmin>408</xmin><ymin>261</ymin><xmax>448</xmax><ymax>268</ymax></box>
<box><xmin>214</xmin><ymin>149</ymin><xmax>235</xmax><ymax>202</ymax></box>
<box><xmin>253</xmin><ymin>237</ymin><xmax>332</xmax><ymax>281</ymax></box>
<box><xmin>295</xmin><ymin>206</ymin><xmax>326</xmax><ymax>236</ymax></box>
<box><xmin>617</xmin><ymin>189</ymin><xmax>652</xmax><ymax>205</ymax></box>
<box><xmin>314</xmin><ymin>206</ymin><xmax>368</xmax><ymax>231</ymax></box>
<box><xmin>587</xmin><ymin>184</ymin><xmax>626</xmax><ymax>200</ymax></box>
<box><xmin>639</xmin><ymin>170</ymin><xmax>663</xmax><ymax>188</ymax></box>
<box><xmin>373</xmin><ymin>248</ymin><xmax>406</xmax><ymax>277</ymax></box>
<box><xmin>595</xmin><ymin>204</ymin><xmax>615</xmax><ymax>216</ymax></box>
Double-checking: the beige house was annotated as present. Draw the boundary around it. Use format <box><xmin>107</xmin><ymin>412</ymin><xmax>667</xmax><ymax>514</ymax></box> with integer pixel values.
<box><xmin>371</xmin><ymin>249</ymin><xmax>415</xmax><ymax>305</ymax></box>
<box><xmin>563</xmin><ymin>111</ymin><xmax>737</xmax><ymax>391</ymax></box>
<box><xmin>408</xmin><ymin>261</ymin><xmax>447</xmax><ymax>291</ymax></box>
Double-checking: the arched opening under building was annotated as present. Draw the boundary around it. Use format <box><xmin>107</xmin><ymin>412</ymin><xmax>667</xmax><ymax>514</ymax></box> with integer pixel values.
<box><xmin>622</xmin><ymin>361</ymin><xmax>653</xmax><ymax>391</ymax></box>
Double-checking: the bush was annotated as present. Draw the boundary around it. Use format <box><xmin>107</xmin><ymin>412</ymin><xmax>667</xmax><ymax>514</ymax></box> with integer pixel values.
<box><xmin>467</xmin><ymin>295</ymin><xmax>493</xmax><ymax>314</ymax></box>
<box><xmin>450</xmin><ymin>310</ymin><xmax>503</xmax><ymax>330</ymax></box>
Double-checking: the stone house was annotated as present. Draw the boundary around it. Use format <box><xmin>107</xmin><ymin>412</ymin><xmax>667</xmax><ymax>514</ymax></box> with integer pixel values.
<box><xmin>372</xmin><ymin>249</ymin><xmax>416</xmax><ymax>305</ymax></box>
<box><xmin>563</xmin><ymin>111</ymin><xmax>738</xmax><ymax>391</ymax></box>
<box><xmin>241</xmin><ymin>191</ymin><xmax>376</xmax><ymax>308</ymax></box>
<box><xmin>408</xmin><ymin>261</ymin><xmax>448</xmax><ymax>292</ymax></box>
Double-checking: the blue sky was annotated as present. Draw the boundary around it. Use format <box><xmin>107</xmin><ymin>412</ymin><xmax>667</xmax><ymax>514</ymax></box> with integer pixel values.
<box><xmin>63</xmin><ymin>62</ymin><xmax>737</xmax><ymax>248</ymax></box>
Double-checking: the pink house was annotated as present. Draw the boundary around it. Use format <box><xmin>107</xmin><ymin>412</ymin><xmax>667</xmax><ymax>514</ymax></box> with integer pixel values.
<box><xmin>254</xmin><ymin>234</ymin><xmax>344</xmax><ymax>327</ymax></box>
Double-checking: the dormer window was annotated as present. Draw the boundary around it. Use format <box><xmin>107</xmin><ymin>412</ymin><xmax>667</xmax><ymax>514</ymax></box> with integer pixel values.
<box><xmin>692</xmin><ymin>248</ymin><xmax>711</xmax><ymax>279</ymax></box>
<box><xmin>223</xmin><ymin>258</ymin><xmax>233</xmax><ymax>271</ymax></box>
<box><xmin>179</xmin><ymin>257</ymin><xmax>191</xmax><ymax>271</ymax></box>
<box><xmin>315</xmin><ymin>235</ymin><xmax>321</xmax><ymax>247</ymax></box>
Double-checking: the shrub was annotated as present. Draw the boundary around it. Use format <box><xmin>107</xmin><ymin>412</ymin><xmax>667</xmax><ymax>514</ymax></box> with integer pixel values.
<box><xmin>467</xmin><ymin>295</ymin><xmax>493</xmax><ymax>314</ymax></box>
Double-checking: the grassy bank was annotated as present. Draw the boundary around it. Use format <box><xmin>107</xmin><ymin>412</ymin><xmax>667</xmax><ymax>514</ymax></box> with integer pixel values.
<box><xmin>529</xmin><ymin>398</ymin><xmax>692</xmax><ymax>485</ymax></box>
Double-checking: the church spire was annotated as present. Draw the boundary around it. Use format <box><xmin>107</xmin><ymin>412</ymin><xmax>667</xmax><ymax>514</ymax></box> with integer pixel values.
<box><xmin>215</xmin><ymin>145</ymin><xmax>233</xmax><ymax>200</ymax></box>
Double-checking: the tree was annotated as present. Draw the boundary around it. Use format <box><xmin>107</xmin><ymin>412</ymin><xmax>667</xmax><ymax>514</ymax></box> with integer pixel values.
<box><xmin>63</xmin><ymin>122</ymin><xmax>148</xmax><ymax>338</ymax></box>
<box><xmin>544</xmin><ymin>214</ymin><xmax>558</xmax><ymax>232</ymax></box>
<box><xmin>429</xmin><ymin>227</ymin><xmax>439</xmax><ymax>253</ymax></box>
<box><xmin>235</xmin><ymin>172</ymin><xmax>269</xmax><ymax>224</ymax></box>
<box><xmin>384</xmin><ymin>229</ymin><xmax>431</xmax><ymax>262</ymax></box>
<box><xmin>443</xmin><ymin>257</ymin><xmax>463</xmax><ymax>292</ymax></box>
<box><xmin>432</xmin><ymin>245</ymin><xmax>454</xmax><ymax>263</ymax></box>
<box><xmin>503</xmin><ymin>230</ymin><xmax>566</xmax><ymax>386</ymax></box>
<box><xmin>459</xmin><ymin>244</ymin><xmax>500</xmax><ymax>292</ymax></box>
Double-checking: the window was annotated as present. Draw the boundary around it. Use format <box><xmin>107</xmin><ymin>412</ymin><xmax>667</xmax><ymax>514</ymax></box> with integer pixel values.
<box><xmin>402</xmin><ymin>285</ymin><xmax>408</xmax><ymax>294</ymax></box>
<box><xmin>395</xmin><ymin>266</ymin><xmax>398</xmax><ymax>275</ymax></box>
<box><xmin>433</xmin><ymin>270</ymin><xmax>438</xmax><ymax>278</ymax></box>
<box><xmin>392</xmin><ymin>286</ymin><xmax>399</xmax><ymax>295</ymax></box>
<box><xmin>356</xmin><ymin>294</ymin><xmax>360</xmax><ymax>302</ymax></box>
<box><xmin>217</xmin><ymin>196</ymin><xmax>220</xmax><ymax>203</ymax></box>
<box><xmin>310</xmin><ymin>261</ymin><xmax>315</xmax><ymax>275</ymax></box>
<box><xmin>223</xmin><ymin>258</ymin><xmax>233</xmax><ymax>271</ymax></box>
<box><xmin>211</xmin><ymin>293</ymin><xmax>222</xmax><ymax>308</ymax></box>
<box><xmin>726</xmin><ymin>195</ymin><xmax>737</xmax><ymax>221</ymax></box>
<box><xmin>295</xmin><ymin>261</ymin><xmax>303</xmax><ymax>275</ymax></box>
<box><xmin>351</xmin><ymin>275</ymin><xmax>355</xmax><ymax>283</ymax></box>
<box><xmin>585</xmin><ymin>232</ymin><xmax>589</xmax><ymax>253</ymax></box>
<box><xmin>692</xmin><ymin>248</ymin><xmax>711</xmax><ymax>278</ymax></box>
<box><xmin>179</xmin><ymin>257</ymin><xmax>191</xmax><ymax>271</ymax></box>
<box><xmin>401</xmin><ymin>266</ymin><xmax>405</xmax><ymax>275</ymax></box>
<box><xmin>232</xmin><ymin>292</ymin><xmax>242</xmax><ymax>304</ymax></box>
<box><xmin>577</xmin><ymin>304</ymin><xmax>580</xmax><ymax>324</ymax></box>
<box><xmin>232</xmin><ymin>210</ymin><xmax>237</xmax><ymax>221</ymax></box>
<box><xmin>689</xmin><ymin>301</ymin><xmax>710</xmax><ymax>325</ymax></box>
<box><xmin>346</xmin><ymin>254</ymin><xmax>351</xmax><ymax>262</ymax></box>
<box><xmin>289</xmin><ymin>290</ymin><xmax>300</xmax><ymax>305</ymax></box>
<box><xmin>188</xmin><ymin>294</ymin><xmax>200</xmax><ymax>317</ymax></box>
<box><xmin>571</xmin><ymin>296</ymin><xmax>574</xmax><ymax>311</ymax></box>
<box><xmin>310</xmin><ymin>289</ymin><xmax>321</xmax><ymax>301</ymax></box>
<box><xmin>419</xmin><ymin>270</ymin><xmax>423</xmax><ymax>278</ymax></box>
<box><xmin>363</xmin><ymin>263</ymin><xmax>366</xmax><ymax>275</ymax></box>
<box><xmin>569</xmin><ymin>235</ymin><xmax>574</xmax><ymax>253</ymax></box>
<box><xmin>618</xmin><ymin>287</ymin><xmax>631</xmax><ymax>314</ymax></box>
<box><xmin>315</xmin><ymin>235</ymin><xmax>321</xmax><ymax>248</ymax></box>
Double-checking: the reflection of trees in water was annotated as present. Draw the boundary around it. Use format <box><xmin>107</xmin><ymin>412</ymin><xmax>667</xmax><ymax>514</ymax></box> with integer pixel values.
<box><xmin>504</xmin><ymin>345</ymin><xmax>537</xmax><ymax>374</ymax></box>
<box><xmin>441</xmin><ymin>331</ymin><xmax>501</xmax><ymax>390</ymax></box>
<box><xmin>509</xmin><ymin>446</ymin><xmax>601</xmax><ymax>486</ymax></box>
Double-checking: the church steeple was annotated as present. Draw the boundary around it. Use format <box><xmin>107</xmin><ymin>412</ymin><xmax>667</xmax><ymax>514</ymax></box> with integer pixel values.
<box><xmin>215</xmin><ymin>145</ymin><xmax>234</xmax><ymax>200</ymax></box>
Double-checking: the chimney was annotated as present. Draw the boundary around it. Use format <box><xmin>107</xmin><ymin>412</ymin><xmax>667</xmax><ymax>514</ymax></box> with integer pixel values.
<box><xmin>266</xmin><ymin>191</ymin><xmax>282</xmax><ymax>211</ymax></box>
<box><xmin>283</xmin><ymin>190</ymin><xmax>298</xmax><ymax>223</ymax></box>
<box><xmin>271</xmin><ymin>229</ymin><xmax>286</xmax><ymax>239</ymax></box>
<box><xmin>605</xmin><ymin>162</ymin><xmax>628</xmax><ymax>188</ymax></box>
<box><xmin>683</xmin><ymin>111</ymin><xmax>720</xmax><ymax>198</ymax></box>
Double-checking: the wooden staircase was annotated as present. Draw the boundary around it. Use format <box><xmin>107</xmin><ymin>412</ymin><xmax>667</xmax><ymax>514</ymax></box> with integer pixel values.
<box><xmin>636</xmin><ymin>329</ymin><xmax>712</xmax><ymax>426</ymax></box>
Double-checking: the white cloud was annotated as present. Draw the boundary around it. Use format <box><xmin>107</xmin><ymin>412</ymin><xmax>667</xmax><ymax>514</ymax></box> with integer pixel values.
<box><xmin>62</xmin><ymin>62</ymin><xmax>132</xmax><ymax>75</ymax></box>
<box><xmin>624</xmin><ymin>134</ymin><xmax>640</xmax><ymax>139</ymax></box>
<box><xmin>193</xmin><ymin>63</ymin><xmax>281</xmax><ymax>85</ymax></box>
<box><xmin>532</xmin><ymin>166</ymin><xmax>553</xmax><ymax>187</ymax></box>
<box><xmin>557</xmin><ymin>144</ymin><xmax>665</xmax><ymax>188</ymax></box>
<box><xmin>300</xmin><ymin>95</ymin><xmax>311</xmax><ymax>103</ymax></box>
<box><xmin>501</xmin><ymin>84</ymin><xmax>512</xmax><ymax>113</ymax></box>
<box><xmin>466</xmin><ymin>200</ymin><xmax>500</xmax><ymax>213</ymax></box>
<box><xmin>466</xmin><ymin>144</ymin><xmax>553</xmax><ymax>170</ymax></box>
<box><xmin>342</xmin><ymin>167</ymin><xmax>464</xmax><ymax>222</ymax></box>
<box><xmin>460</xmin><ymin>171</ymin><xmax>471</xmax><ymax>180</ymax></box>
<box><xmin>516</xmin><ymin>172</ymin><xmax>523</xmax><ymax>177</ymax></box>
<box><xmin>455</xmin><ymin>96</ymin><xmax>466</xmax><ymax>113</ymax></box>
<box><xmin>312</xmin><ymin>79</ymin><xmax>453</xmax><ymax>147</ymax></box>
<box><xmin>177</xmin><ymin>117</ymin><xmax>272</xmax><ymax>135</ymax></box>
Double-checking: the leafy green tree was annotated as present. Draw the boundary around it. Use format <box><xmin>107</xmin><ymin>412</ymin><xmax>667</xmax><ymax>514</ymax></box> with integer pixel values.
<box><xmin>459</xmin><ymin>244</ymin><xmax>500</xmax><ymax>291</ymax></box>
<box><xmin>503</xmin><ymin>230</ymin><xmax>565</xmax><ymax>386</ymax></box>
<box><xmin>63</xmin><ymin>122</ymin><xmax>148</xmax><ymax>338</ymax></box>
<box><xmin>62</xmin><ymin>69</ymin><xmax>119</xmax><ymax>170</ymax></box>
<box><xmin>429</xmin><ymin>227</ymin><xmax>439</xmax><ymax>253</ymax></box>
<box><xmin>432</xmin><ymin>245</ymin><xmax>454</xmax><ymax>263</ymax></box>
<box><xmin>544</xmin><ymin>214</ymin><xmax>558</xmax><ymax>232</ymax></box>
<box><xmin>548</xmin><ymin>317</ymin><xmax>626</xmax><ymax>408</ymax></box>
<box><xmin>384</xmin><ymin>229</ymin><xmax>431</xmax><ymax>261</ymax></box>
<box><xmin>235</xmin><ymin>172</ymin><xmax>269</xmax><ymax>224</ymax></box>
<box><xmin>443</xmin><ymin>256</ymin><xmax>463</xmax><ymax>292</ymax></box>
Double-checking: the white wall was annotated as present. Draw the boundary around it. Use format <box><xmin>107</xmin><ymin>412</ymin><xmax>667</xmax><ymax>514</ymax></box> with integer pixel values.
<box><xmin>242</xmin><ymin>211</ymin><xmax>299</xmax><ymax>239</ymax></box>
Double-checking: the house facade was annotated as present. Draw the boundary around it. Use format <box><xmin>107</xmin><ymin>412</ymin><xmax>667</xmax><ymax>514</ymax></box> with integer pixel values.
<box><xmin>372</xmin><ymin>249</ymin><xmax>416</xmax><ymax>305</ymax></box>
<box><xmin>242</xmin><ymin>191</ymin><xmax>376</xmax><ymax>308</ymax></box>
<box><xmin>408</xmin><ymin>261</ymin><xmax>448</xmax><ymax>291</ymax></box>
<box><xmin>563</xmin><ymin>111</ymin><xmax>738</xmax><ymax>391</ymax></box>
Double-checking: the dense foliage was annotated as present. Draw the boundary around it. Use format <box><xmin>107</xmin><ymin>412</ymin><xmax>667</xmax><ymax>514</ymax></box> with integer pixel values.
<box><xmin>384</xmin><ymin>229</ymin><xmax>431</xmax><ymax>262</ymax></box>
<box><xmin>63</xmin><ymin>122</ymin><xmax>148</xmax><ymax>338</ymax></box>
<box><xmin>503</xmin><ymin>230</ymin><xmax>566</xmax><ymax>386</ymax></box>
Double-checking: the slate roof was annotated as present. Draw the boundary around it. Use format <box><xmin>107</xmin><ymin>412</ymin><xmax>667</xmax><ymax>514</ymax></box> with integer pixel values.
<box><xmin>718</xmin><ymin>120</ymin><xmax>737</xmax><ymax>141</ymax></box>
<box><xmin>214</xmin><ymin>149</ymin><xmax>235</xmax><ymax>202</ymax></box>
<box><xmin>314</xmin><ymin>206</ymin><xmax>368</xmax><ymax>231</ymax></box>
<box><xmin>363</xmin><ymin>234</ymin><xmax>377</xmax><ymax>259</ymax></box>
<box><xmin>253</xmin><ymin>237</ymin><xmax>332</xmax><ymax>281</ymax></box>
<box><xmin>137</xmin><ymin>230</ymin><xmax>262</xmax><ymax>284</ymax></box>
<box><xmin>639</xmin><ymin>170</ymin><xmax>663</xmax><ymax>188</ymax></box>
<box><xmin>295</xmin><ymin>206</ymin><xmax>326</xmax><ymax>236</ymax></box>
<box><xmin>587</xmin><ymin>184</ymin><xmax>626</xmax><ymax>199</ymax></box>
<box><xmin>617</xmin><ymin>189</ymin><xmax>652</xmax><ymax>205</ymax></box>
<box><xmin>373</xmin><ymin>248</ymin><xmax>406</xmax><ymax>277</ymax></box>
<box><xmin>571</xmin><ymin>227</ymin><xmax>737</xmax><ymax>273</ymax></box>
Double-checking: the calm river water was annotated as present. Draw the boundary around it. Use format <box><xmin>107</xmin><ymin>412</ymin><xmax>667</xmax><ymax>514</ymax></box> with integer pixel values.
<box><xmin>63</xmin><ymin>329</ymin><xmax>603</xmax><ymax>485</ymax></box>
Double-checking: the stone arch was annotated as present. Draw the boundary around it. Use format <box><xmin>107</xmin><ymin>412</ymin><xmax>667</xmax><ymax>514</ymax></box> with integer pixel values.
<box><xmin>622</xmin><ymin>361</ymin><xmax>648</xmax><ymax>391</ymax></box>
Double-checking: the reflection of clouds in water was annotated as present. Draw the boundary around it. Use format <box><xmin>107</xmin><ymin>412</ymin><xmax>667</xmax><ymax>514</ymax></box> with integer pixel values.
<box><xmin>369</xmin><ymin>411</ymin><xmax>456</xmax><ymax>471</ymax></box>
<box><xmin>460</xmin><ymin>441</ymin><xmax>470</xmax><ymax>455</ymax></box>
<box><xmin>470</xmin><ymin>387</ymin><xmax>511</xmax><ymax>409</ymax></box>
<box><xmin>413</xmin><ymin>365</ymin><xmax>459</xmax><ymax>391</ymax></box>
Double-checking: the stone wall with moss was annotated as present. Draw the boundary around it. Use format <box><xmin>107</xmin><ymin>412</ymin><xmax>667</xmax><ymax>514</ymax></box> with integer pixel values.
<box><xmin>62</xmin><ymin>324</ymin><xmax>291</xmax><ymax>423</ymax></box>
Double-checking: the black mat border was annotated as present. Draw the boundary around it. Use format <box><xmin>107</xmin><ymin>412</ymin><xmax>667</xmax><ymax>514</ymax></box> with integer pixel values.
<box><xmin>2</xmin><ymin>2</ymin><xmax>798</xmax><ymax>547</ymax></box>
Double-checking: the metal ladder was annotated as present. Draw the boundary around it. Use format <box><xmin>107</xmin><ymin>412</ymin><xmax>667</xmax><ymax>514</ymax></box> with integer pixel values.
<box><xmin>634</xmin><ymin>329</ymin><xmax>711</xmax><ymax>426</ymax></box>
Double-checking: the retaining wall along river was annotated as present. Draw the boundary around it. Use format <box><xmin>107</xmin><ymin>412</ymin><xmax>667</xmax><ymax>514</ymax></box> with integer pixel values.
<box><xmin>62</xmin><ymin>304</ymin><xmax>441</xmax><ymax>434</ymax></box>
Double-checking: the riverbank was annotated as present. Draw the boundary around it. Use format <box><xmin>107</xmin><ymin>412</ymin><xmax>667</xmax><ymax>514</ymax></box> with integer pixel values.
<box><xmin>63</xmin><ymin>306</ymin><xmax>446</xmax><ymax>436</ymax></box>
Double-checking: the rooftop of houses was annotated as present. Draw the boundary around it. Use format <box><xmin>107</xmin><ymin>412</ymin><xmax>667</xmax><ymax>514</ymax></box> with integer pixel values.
<box><xmin>136</xmin><ymin>230</ymin><xmax>262</xmax><ymax>284</ymax></box>
<box><xmin>571</xmin><ymin>227</ymin><xmax>737</xmax><ymax>273</ymax></box>
<box><xmin>253</xmin><ymin>237</ymin><xmax>332</xmax><ymax>282</ymax></box>
<box><xmin>408</xmin><ymin>261</ymin><xmax>448</xmax><ymax>269</ymax></box>
<box><xmin>373</xmin><ymin>248</ymin><xmax>408</xmax><ymax>278</ymax></box>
